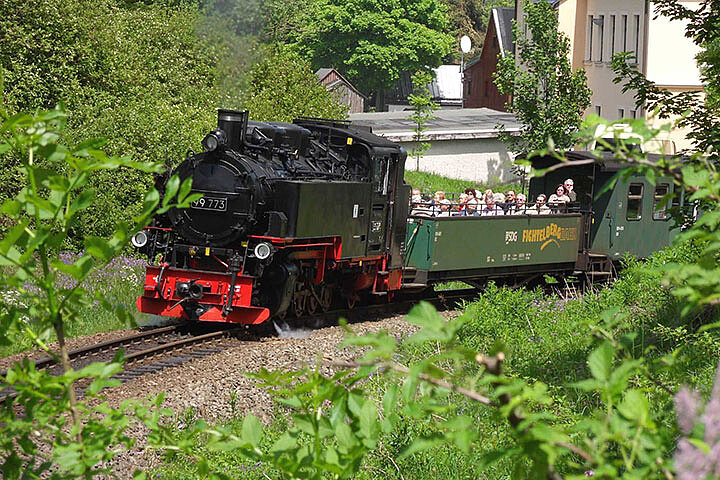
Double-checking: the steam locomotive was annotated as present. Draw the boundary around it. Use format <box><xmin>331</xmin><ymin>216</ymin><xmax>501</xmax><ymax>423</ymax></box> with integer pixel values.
<box><xmin>134</xmin><ymin>109</ymin><xmax>410</xmax><ymax>324</ymax></box>
<box><xmin>135</xmin><ymin>109</ymin><xmax>682</xmax><ymax>326</ymax></box>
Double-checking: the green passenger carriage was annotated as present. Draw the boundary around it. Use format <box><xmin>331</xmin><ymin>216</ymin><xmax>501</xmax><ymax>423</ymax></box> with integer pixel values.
<box><xmin>402</xmin><ymin>151</ymin><xmax>685</xmax><ymax>288</ymax></box>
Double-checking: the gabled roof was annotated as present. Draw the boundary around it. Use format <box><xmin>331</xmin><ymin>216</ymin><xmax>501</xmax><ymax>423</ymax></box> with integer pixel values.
<box><xmin>493</xmin><ymin>7</ymin><xmax>516</xmax><ymax>58</ymax></box>
<box><xmin>463</xmin><ymin>6</ymin><xmax>516</xmax><ymax>70</ymax></box>
<box><xmin>315</xmin><ymin>68</ymin><xmax>368</xmax><ymax>99</ymax></box>
<box><xmin>315</xmin><ymin>68</ymin><xmax>333</xmax><ymax>80</ymax></box>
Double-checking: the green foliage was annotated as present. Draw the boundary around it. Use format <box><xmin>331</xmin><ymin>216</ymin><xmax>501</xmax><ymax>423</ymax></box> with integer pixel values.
<box><xmin>494</xmin><ymin>0</ymin><xmax>591</xmax><ymax>153</ymax></box>
<box><xmin>285</xmin><ymin>0</ymin><xmax>454</xmax><ymax>98</ymax></box>
<box><xmin>610</xmin><ymin>1</ymin><xmax>719</xmax><ymax>158</ymax></box>
<box><xmin>0</xmin><ymin>0</ymin><xmax>221</xmax><ymax>245</ymax></box>
<box><xmin>404</xmin><ymin>170</ymin><xmax>520</xmax><ymax>195</ymax></box>
<box><xmin>0</xmin><ymin>105</ymin><xmax>199</xmax><ymax>477</ymax></box>
<box><xmin>243</xmin><ymin>48</ymin><xmax>349</xmax><ymax>122</ymax></box>
<box><xmin>408</xmin><ymin>70</ymin><xmax>438</xmax><ymax>170</ymax></box>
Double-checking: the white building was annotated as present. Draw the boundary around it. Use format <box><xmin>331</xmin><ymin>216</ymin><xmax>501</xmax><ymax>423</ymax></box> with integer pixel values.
<box><xmin>516</xmin><ymin>0</ymin><xmax>704</xmax><ymax>152</ymax></box>
<box><xmin>350</xmin><ymin>108</ymin><xmax>520</xmax><ymax>183</ymax></box>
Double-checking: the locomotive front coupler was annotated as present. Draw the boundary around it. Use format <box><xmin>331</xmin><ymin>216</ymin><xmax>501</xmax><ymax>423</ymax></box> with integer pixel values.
<box><xmin>222</xmin><ymin>252</ymin><xmax>244</xmax><ymax>317</ymax></box>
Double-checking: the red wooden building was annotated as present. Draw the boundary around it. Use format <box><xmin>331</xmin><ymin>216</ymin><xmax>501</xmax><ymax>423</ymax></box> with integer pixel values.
<box><xmin>463</xmin><ymin>7</ymin><xmax>515</xmax><ymax>111</ymax></box>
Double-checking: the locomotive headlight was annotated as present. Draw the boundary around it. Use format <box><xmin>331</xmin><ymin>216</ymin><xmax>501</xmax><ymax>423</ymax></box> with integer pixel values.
<box><xmin>131</xmin><ymin>230</ymin><xmax>148</xmax><ymax>248</ymax></box>
<box><xmin>201</xmin><ymin>129</ymin><xmax>227</xmax><ymax>152</ymax></box>
<box><xmin>254</xmin><ymin>242</ymin><xmax>273</xmax><ymax>260</ymax></box>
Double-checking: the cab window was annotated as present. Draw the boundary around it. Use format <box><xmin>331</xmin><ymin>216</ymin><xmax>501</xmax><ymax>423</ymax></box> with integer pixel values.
<box><xmin>653</xmin><ymin>183</ymin><xmax>670</xmax><ymax>220</ymax></box>
<box><xmin>626</xmin><ymin>183</ymin><xmax>643</xmax><ymax>221</ymax></box>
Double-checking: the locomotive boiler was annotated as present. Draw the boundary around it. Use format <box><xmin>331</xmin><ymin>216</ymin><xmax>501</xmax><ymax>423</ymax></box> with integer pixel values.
<box><xmin>135</xmin><ymin>109</ymin><xmax>410</xmax><ymax>324</ymax></box>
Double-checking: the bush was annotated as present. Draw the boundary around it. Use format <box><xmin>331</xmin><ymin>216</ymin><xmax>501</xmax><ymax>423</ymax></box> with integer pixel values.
<box><xmin>0</xmin><ymin>0</ymin><xmax>221</xmax><ymax>246</ymax></box>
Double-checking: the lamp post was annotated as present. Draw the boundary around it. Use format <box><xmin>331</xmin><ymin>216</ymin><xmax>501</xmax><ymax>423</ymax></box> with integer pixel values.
<box><xmin>460</xmin><ymin>35</ymin><xmax>471</xmax><ymax>108</ymax></box>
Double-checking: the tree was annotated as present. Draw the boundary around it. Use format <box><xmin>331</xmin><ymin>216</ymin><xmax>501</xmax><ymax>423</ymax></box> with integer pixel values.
<box><xmin>243</xmin><ymin>48</ymin><xmax>349</xmax><ymax>122</ymax></box>
<box><xmin>285</xmin><ymin>0</ymin><xmax>454</xmax><ymax>108</ymax></box>
<box><xmin>494</xmin><ymin>0</ymin><xmax>591</xmax><ymax>152</ymax></box>
<box><xmin>610</xmin><ymin>0</ymin><xmax>719</xmax><ymax>159</ymax></box>
<box><xmin>0</xmin><ymin>0</ymin><xmax>221</xmax><ymax>244</ymax></box>
<box><xmin>408</xmin><ymin>70</ymin><xmax>438</xmax><ymax>170</ymax></box>
<box><xmin>441</xmin><ymin>0</ymin><xmax>514</xmax><ymax>60</ymax></box>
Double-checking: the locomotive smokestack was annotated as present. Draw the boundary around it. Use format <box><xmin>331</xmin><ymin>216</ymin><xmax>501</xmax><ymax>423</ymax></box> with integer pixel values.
<box><xmin>217</xmin><ymin>109</ymin><xmax>248</xmax><ymax>151</ymax></box>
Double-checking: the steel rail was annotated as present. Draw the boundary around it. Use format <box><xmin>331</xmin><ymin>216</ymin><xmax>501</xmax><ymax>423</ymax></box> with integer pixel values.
<box><xmin>0</xmin><ymin>325</ymin><xmax>182</xmax><ymax>379</ymax></box>
<box><xmin>0</xmin><ymin>287</ymin><xmax>480</xmax><ymax>402</ymax></box>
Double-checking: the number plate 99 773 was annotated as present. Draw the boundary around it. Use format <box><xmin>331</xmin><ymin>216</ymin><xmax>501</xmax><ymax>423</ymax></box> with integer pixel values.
<box><xmin>191</xmin><ymin>197</ymin><xmax>227</xmax><ymax>212</ymax></box>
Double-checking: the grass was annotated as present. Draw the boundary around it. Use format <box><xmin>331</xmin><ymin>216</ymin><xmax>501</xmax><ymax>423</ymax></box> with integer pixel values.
<box><xmin>154</xmin><ymin>241</ymin><xmax>720</xmax><ymax>479</ymax></box>
<box><xmin>404</xmin><ymin>170</ymin><xmax>521</xmax><ymax>197</ymax></box>
<box><xmin>0</xmin><ymin>254</ymin><xmax>150</xmax><ymax>359</ymax></box>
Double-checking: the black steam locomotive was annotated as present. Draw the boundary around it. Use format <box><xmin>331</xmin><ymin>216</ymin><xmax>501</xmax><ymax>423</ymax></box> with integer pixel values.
<box><xmin>135</xmin><ymin>110</ymin><xmax>410</xmax><ymax>324</ymax></box>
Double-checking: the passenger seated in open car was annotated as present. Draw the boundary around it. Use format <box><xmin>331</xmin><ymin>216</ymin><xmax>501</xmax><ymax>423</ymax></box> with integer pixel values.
<box><xmin>564</xmin><ymin>179</ymin><xmax>577</xmax><ymax>202</ymax></box>
<box><xmin>410</xmin><ymin>193</ymin><xmax>433</xmax><ymax>217</ymax></box>
<box><xmin>510</xmin><ymin>193</ymin><xmax>526</xmax><ymax>214</ymax></box>
<box><xmin>463</xmin><ymin>198</ymin><xmax>480</xmax><ymax>216</ymax></box>
<box><xmin>526</xmin><ymin>194</ymin><xmax>551</xmax><ymax>215</ymax></box>
<box><xmin>548</xmin><ymin>184</ymin><xmax>571</xmax><ymax>212</ymax></box>
<box><xmin>437</xmin><ymin>199</ymin><xmax>452</xmax><ymax>217</ymax></box>
<box><xmin>481</xmin><ymin>191</ymin><xmax>505</xmax><ymax>216</ymax></box>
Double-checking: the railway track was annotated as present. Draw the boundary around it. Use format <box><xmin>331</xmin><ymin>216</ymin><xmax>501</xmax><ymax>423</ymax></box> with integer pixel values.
<box><xmin>0</xmin><ymin>287</ymin><xmax>480</xmax><ymax>403</ymax></box>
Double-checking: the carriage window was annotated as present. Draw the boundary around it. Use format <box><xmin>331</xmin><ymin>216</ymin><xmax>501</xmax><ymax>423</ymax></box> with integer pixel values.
<box><xmin>626</xmin><ymin>183</ymin><xmax>643</xmax><ymax>220</ymax></box>
<box><xmin>672</xmin><ymin>185</ymin><xmax>682</xmax><ymax>207</ymax></box>
<box><xmin>653</xmin><ymin>183</ymin><xmax>670</xmax><ymax>220</ymax></box>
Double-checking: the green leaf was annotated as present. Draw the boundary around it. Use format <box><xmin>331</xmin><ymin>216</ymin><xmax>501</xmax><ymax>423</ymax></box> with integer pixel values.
<box><xmin>587</xmin><ymin>341</ymin><xmax>613</xmax><ymax>382</ymax></box>
<box><xmin>618</xmin><ymin>389</ymin><xmax>650</xmax><ymax>425</ymax></box>
<box><xmin>163</xmin><ymin>175</ymin><xmax>180</xmax><ymax>208</ymax></box>
<box><xmin>85</xmin><ymin>236</ymin><xmax>115</xmax><ymax>261</ymax></box>
<box><xmin>0</xmin><ymin>219</ymin><xmax>30</xmax><ymax>255</ymax></box>
<box><xmin>406</xmin><ymin>301</ymin><xmax>444</xmax><ymax>331</ymax></box>
<box><xmin>335</xmin><ymin>423</ymin><xmax>357</xmax><ymax>451</ymax></box>
<box><xmin>177</xmin><ymin>176</ymin><xmax>194</xmax><ymax>203</ymax></box>
<box><xmin>270</xmin><ymin>432</ymin><xmax>297</xmax><ymax>453</ymax></box>
<box><xmin>382</xmin><ymin>384</ymin><xmax>398</xmax><ymax>417</ymax></box>
<box><xmin>242</xmin><ymin>415</ymin><xmax>263</xmax><ymax>447</ymax></box>
<box><xmin>399</xmin><ymin>434</ymin><xmax>445</xmax><ymax>458</ymax></box>
<box><xmin>68</xmin><ymin>189</ymin><xmax>95</xmax><ymax>217</ymax></box>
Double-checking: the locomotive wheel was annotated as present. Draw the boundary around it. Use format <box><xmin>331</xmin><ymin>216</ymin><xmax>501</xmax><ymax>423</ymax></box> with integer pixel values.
<box><xmin>306</xmin><ymin>287</ymin><xmax>319</xmax><ymax>315</ymax></box>
<box><xmin>346</xmin><ymin>294</ymin><xmax>358</xmax><ymax>310</ymax></box>
<box><xmin>319</xmin><ymin>285</ymin><xmax>333</xmax><ymax>312</ymax></box>
<box><xmin>291</xmin><ymin>283</ymin><xmax>307</xmax><ymax>317</ymax></box>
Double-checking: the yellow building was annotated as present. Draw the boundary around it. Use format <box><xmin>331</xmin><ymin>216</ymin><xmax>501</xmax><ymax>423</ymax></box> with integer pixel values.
<box><xmin>515</xmin><ymin>0</ymin><xmax>704</xmax><ymax>152</ymax></box>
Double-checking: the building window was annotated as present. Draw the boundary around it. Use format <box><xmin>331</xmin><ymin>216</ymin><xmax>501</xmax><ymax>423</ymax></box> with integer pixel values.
<box><xmin>595</xmin><ymin>105</ymin><xmax>602</xmax><ymax>116</ymax></box>
<box><xmin>610</xmin><ymin>15</ymin><xmax>616</xmax><ymax>58</ymax></box>
<box><xmin>653</xmin><ymin>183</ymin><xmax>670</xmax><ymax>220</ymax></box>
<box><xmin>626</xmin><ymin>183</ymin><xmax>643</xmax><ymax>221</ymax></box>
<box><xmin>622</xmin><ymin>15</ymin><xmax>628</xmax><ymax>52</ymax></box>
<box><xmin>586</xmin><ymin>15</ymin><xmax>594</xmax><ymax>61</ymax></box>
<box><xmin>630</xmin><ymin>109</ymin><xmax>637</xmax><ymax>118</ymax></box>
<box><xmin>597</xmin><ymin>16</ymin><xmax>605</xmax><ymax>61</ymax></box>
<box><xmin>633</xmin><ymin>14</ymin><xmax>641</xmax><ymax>63</ymax></box>
<box><xmin>484</xmin><ymin>81</ymin><xmax>489</xmax><ymax>97</ymax></box>
<box><xmin>618</xmin><ymin>108</ymin><xmax>625</xmax><ymax>119</ymax></box>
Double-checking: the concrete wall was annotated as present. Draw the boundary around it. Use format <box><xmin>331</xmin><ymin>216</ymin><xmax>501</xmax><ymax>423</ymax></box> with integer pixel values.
<box><xmin>401</xmin><ymin>137</ymin><xmax>515</xmax><ymax>184</ymax></box>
